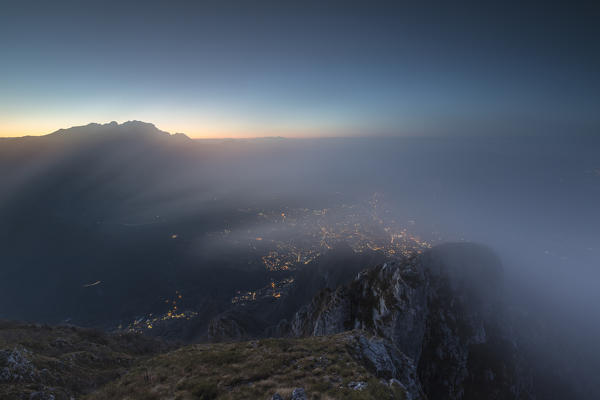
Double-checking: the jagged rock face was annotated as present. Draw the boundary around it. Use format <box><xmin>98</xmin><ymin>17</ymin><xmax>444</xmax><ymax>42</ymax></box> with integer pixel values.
<box><xmin>288</xmin><ymin>243</ymin><xmax>534</xmax><ymax>400</ymax></box>
<box><xmin>290</xmin><ymin>259</ymin><xmax>429</xmax><ymax>361</ymax></box>
<box><xmin>344</xmin><ymin>332</ymin><xmax>425</xmax><ymax>399</ymax></box>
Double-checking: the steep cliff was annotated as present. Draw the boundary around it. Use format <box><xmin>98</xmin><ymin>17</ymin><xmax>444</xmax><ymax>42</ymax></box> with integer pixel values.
<box><xmin>286</xmin><ymin>243</ymin><xmax>534</xmax><ymax>400</ymax></box>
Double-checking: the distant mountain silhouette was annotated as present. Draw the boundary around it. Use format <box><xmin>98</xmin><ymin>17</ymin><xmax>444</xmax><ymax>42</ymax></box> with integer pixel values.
<box><xmin>47</xmin><ymin>120</ymin><xmax>191</xmax><ymax>142</ymax></box>
<box><xmin>0</xmin><ymin>121</ymin><xmax>222</xmax><ymax>326</ymax></box>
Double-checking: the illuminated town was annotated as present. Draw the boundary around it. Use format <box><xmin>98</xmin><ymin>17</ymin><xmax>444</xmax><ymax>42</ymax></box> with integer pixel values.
<box><xmin>121</xmin><ymin>195</ymin><xmax>438</xmax><ymax>333</ymax></box>
<box><xmin>122</xmin><ymin>290</ymin><xmax>198</xmax><ymax>333</ymax></box>
<box><xmin>248</xmin><ymin>194</ymin><xmax>434</xmax><ymax>270</ymax></box>
<box><xmin>226</xmin><ymin>194</ymin><xmax>436</xmax><ymax>305</ymax></box>
<box><xmin>231</xmin><ymin>277</ymin><xmax>294</xmax><ymax>305</ymax></box>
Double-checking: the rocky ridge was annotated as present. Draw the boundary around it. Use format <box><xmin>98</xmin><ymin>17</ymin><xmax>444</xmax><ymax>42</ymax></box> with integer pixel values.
<box><xmin>283</xmin><ymin>243</ymin><xmax>534</xmax><ymax>400</ymax></box>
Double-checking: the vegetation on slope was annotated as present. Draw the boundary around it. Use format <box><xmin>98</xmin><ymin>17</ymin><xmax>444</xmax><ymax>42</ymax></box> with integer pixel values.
<box><xmin>0</xmin><ymin>320</ymin><xmax>166</xmax><ymax>400</ymax></box>
<box><xmin>87</xmin><ymin>332</ymin><xmax>407</xmax><ymax>400</ymax></box>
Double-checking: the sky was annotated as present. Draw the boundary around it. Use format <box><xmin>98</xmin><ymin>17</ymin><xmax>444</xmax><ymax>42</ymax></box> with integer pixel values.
<box><xmin>1</xmin><ymin>0</ymin><xmax>599</xmax><ymax>138</ymax></box>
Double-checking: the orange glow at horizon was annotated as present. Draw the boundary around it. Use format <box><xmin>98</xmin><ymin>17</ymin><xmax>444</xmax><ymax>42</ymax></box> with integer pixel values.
<box><xmin>0</xmin><ymin>122</ymin><xmax>357</xmax><ymax>139</ymax></box>
<box><xmin>0</xmin><ymin>112</ymin><xmax>367</xmax><ymax>139</ymax></box>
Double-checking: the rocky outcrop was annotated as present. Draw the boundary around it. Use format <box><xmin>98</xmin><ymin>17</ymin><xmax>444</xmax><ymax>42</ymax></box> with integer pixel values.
<box><xmin>0</xmin><ymin>347</ymin><xmax>36</xmax><ymax>383</ymax></box>
<box><xmin>344</xmin><ymin>332</ymin><xmax>425</xmax><ymax>399</ymax></box>
<box><xmin>290</xmin><ymin>257</ymin><xmax>429</xmax><ymax>361</ymax></box>
<box><xmin>291</xmin><ymin>387</ymin><xmax>307</xmax><ymax>400</ymax></box>
<box><xmin>286</xmin><ymin>243</ymin><xmax>534</xmax><ymax>400</ymax></box>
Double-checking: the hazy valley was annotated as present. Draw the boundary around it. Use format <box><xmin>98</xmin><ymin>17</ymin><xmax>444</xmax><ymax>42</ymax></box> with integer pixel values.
<box><xmin>0</xmin><ymin>122</ymin><xmax>598</xmax><ymax>399</ymax></box>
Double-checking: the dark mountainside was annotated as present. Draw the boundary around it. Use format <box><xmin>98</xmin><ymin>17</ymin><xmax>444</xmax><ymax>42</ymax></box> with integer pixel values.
<box><xmin>286</xmin><ymin>244</ymin><xmax>534</xmax><ymax>399</ymax></box>
<box><xmin>207</xmin><ymin>244</ymin><xmax>386</xmax><ymax>343</ymax></box>
<box><xmin>0</xmin><ymin>122</ymin><xmax>278</xmax><ymax>327</ymax></box>
<box><xmin>1</xmin><ymin>122</ymin><xmax>598</xmax><ymax>399</ymax></box>
<box><xmin>0</xmin><ymin>243</ymin><xmax>583</xmax><ymax>399</ymax></box>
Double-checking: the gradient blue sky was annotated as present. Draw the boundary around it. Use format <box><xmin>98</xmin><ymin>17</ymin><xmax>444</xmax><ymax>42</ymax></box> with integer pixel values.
<box><xmin>1</xmin><ymin>0</ymin><xmax>598</xmax><ymax>138</ymax></box>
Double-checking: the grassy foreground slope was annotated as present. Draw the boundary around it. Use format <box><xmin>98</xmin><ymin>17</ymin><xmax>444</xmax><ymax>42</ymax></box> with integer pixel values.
<box><xmin>1</xmin><ymin>321</ymin><xmax>407</xmax><ymax>400</ymax></box>
<box><xmin>0</xmin><ymin>320</ymin><xmax>166</xmax><ymax>400</ymax></box>
<box><xmin>86</xmin><ymin>332</ymin><xmax>407</xmax><ymax>400</ymax></box>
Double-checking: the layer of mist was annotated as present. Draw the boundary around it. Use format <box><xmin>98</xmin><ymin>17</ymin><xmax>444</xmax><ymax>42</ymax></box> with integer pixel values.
<box><xmin>0</xmin><ymin>121</ymin><xmax>598</xmax><ymax>396</ymax></box>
